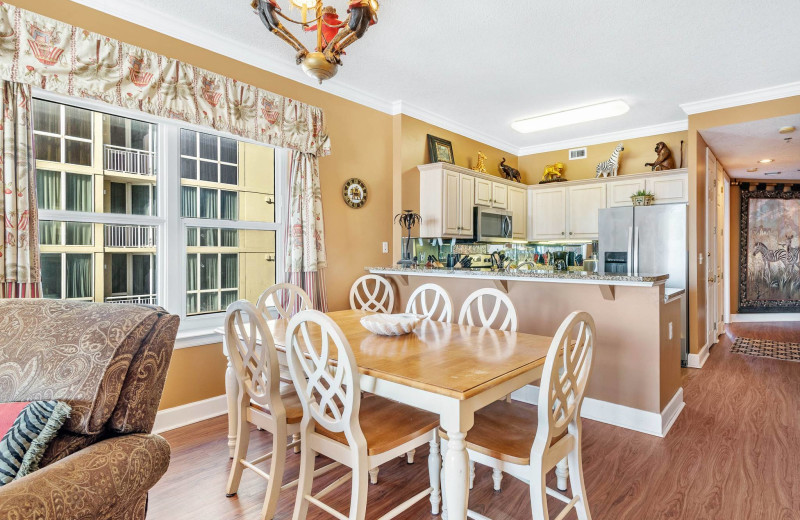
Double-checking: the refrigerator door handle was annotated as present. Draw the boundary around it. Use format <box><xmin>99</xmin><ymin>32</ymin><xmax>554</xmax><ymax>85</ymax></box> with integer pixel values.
<box><xmin>627</xmin><ymin>226</ymin><xmax>633</xmax><ymax>275</ymax></box>
<box><xmin>633</xmin><ymin>226</ymin><xmax>640</xmax><ymax>274</ymax></box>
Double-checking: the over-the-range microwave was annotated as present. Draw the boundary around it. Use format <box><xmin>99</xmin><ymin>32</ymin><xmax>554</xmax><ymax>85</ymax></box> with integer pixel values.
<box><xmin>474</xmin><ymin>207</ymin><xmax>513</xmax><ymax>243</ymax></box>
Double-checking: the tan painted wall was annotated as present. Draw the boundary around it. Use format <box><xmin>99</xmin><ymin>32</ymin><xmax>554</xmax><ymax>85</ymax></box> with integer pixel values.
<box><xmin>518</xmin><ymin>131</ymin><xmax>688</xmax><ymax>183</ymax></box>
<box><xmin>159</xmin><ymin>343</ymin><xmax>227</xmax><ymax>410</ymax></box>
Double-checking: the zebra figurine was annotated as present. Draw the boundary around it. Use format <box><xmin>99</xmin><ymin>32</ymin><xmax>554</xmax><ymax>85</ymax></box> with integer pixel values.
<box><xmin>596</xmin><ymin>143</ymin><xmax>624</xmax><ymax>178</ymax></box>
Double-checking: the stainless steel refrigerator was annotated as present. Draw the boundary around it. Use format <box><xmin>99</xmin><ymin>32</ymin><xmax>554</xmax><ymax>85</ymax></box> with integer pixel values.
<box><xmin>598</xmin><ymin>203</ymin><xmax>689</xmax><ymax>364</ymax></box>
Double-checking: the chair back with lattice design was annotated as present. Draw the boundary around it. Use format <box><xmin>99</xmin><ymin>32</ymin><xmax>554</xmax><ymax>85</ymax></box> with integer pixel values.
<box><xmin>406</xmin><ymin>283</ymin><xmax>453</xmax><ymax>322</ymax></box>
<box><xmin>532</xmin><ymin>311</ymin><xmax>595</xmax><ymax>454</ymax></box>
<box><xmin>257</xmin><ymin>282</ymin><xmax>313</xmax><ymax>320</ymax></box>
<box><xmin>349</xmin><ymin>275</ymin><xmax>395</xmax><ymax>313</ymax></box>
<box><xmin>458</xmin><ymin>288</ymin><xmax>518</xmax><ymax>331</ymax></box>
<box><xmin>285</xmin><ymin>310</ymin><xmax>363</xmax><ymax>440</ymax></box>
<box><xmin>225</xmin><ymin>300</ymin><xmax>284</xmax><ymax>416</ymax></box>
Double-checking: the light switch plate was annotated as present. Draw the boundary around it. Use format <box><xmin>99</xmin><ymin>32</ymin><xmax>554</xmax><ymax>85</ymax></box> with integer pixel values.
<box><xmin>668</xmin><ymin>322</ymin><xmax>673</xmax><ymax>340</ymax></box>
<box><xmin>698</xmin><ymin>254</ymin><xmax>703</xmax><ymax>264</ymax></box>
<box><xmin>382</xmin><ymin>242</ymin><xmax>389</xmax><ymax>254</ymax></box>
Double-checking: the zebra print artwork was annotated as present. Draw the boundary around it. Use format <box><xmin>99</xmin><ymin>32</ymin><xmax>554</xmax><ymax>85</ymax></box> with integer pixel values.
<box><xmin>0</xmin><ymin>400</ymin><xmax>71</xmax><ymax>485</ymax></box>
<box><xmin>739</xmin><ymin>188</ymin><xmax>800</xmax><ymax>312</ymax></box>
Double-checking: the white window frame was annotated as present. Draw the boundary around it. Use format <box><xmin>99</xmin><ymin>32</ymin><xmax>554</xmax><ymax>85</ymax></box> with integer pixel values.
<box><xmin>32</xmin><ymin>100</ymin><xmax>94</xmax><ymax>167</ymax></box>
<box><xmin>34</xmin><ymin>88</ymin><xmax>287</xmax><ymax>348</ymax></box>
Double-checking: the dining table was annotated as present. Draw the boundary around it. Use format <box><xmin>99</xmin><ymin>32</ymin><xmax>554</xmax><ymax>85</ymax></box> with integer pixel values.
<box><xmin>220</xmin><ymin>309</ymin><xmax>553</xmax><ymax>520</ymax></box>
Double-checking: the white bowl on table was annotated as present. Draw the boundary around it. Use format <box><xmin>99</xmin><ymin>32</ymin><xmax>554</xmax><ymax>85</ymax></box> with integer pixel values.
<box><xmin>360</xmin><ymin>313</ymin><xmax>422</xmax><ymax>336</ymax></box>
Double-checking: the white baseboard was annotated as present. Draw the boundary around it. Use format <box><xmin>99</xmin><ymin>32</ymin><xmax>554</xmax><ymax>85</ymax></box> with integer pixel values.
<box><xmin>730</xmin><ymin>313</ymin><xmax>800</xmax><ymax>323</ymax></box>
<box><xmin>686</xmin><ymin>342</ymin><xmax>710</xmax><ymax>369</ymax></box>
<box><xmin>153</xmin><ymin>394</ymin><xmax>228</xmax><ymax>434</ymax></box>
<box><xmin>510</xmin><ymin>386</ymin><xmax>684</xmax><ymax>438</ymax></box>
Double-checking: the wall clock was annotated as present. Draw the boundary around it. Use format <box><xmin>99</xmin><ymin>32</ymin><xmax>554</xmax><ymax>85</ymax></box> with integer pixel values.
<box><xmin>343</xmin><ymin>178</ymin><xmax>368</xmax><ymax>208</ymax></box>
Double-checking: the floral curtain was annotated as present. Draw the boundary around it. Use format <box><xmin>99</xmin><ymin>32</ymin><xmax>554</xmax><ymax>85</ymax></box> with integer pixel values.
<box><xmin>0</xmin><ymin>3</ymin><xmax>330</xmax><ymax>156</ymax></box>
<box><xmin>1</xmin><ymin>79</ymin><xmax>40</xmax><ymax>298</ymax></box>
<box><xmin>285</xmin><ymin>151</ymin><xmax>327</xmax><ymax>312</ymax></box>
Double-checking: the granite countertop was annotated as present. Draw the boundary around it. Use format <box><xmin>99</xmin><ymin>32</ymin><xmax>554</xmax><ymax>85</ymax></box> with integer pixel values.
<box><xmin>366</xmin><ymin>266</ymin><xmax>669</xmax><ymax>286</ymax></box>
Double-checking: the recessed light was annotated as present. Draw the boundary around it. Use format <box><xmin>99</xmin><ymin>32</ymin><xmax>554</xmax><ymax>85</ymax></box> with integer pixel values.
<box><xmin>746</xmin><ymin>168</ymin><xmax>758</xmax><ymax>172</ymax></box>
<box><xmin>512</xmin><ymin>100</ymin><xmax>630</xmax><ymax>134</ymax></box>
<box><xmin>758</xmin><ymin>159</ymin><xmax>774</xmax><ymax>164</ymax></box>
<box><xmin>779</xmin><ymin>126</ymin><xmax>796</xmax><ymax>134</ymax></box>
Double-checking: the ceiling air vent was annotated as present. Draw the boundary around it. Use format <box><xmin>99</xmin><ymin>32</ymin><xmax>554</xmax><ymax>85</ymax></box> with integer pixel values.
<box><xmin>569</xmin><ymin>147</ymin><xmax>587</xmax><ymax>160</ymax></box>
<box><xmin>764</xmin><ymin>171</ymin><xmax>782</xmax><ymax>176</ymax></box>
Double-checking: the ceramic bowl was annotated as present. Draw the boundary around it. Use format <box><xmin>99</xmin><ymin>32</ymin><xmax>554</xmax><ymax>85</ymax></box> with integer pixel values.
<box><xmin>360</xmin><ymin>313</ymin><xmax>422</xmax><ymax>336</ymax></box>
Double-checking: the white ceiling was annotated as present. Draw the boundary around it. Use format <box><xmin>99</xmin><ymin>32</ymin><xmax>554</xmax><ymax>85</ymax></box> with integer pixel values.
<box><xmin>74</xmin><ymin>0</ymin><xmax>800</xmax><ymax>155</ymax></box>
<box><xmin>701</xmin><ymin>115</ymin><xmax>800</xmax><ymax>181</ymax></box>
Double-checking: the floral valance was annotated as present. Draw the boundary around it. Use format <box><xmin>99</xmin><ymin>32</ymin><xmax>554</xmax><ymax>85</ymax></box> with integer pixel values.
<box><xmin>0</xmin><ymin>3</ymin><xmax>331</xmax><ymax>156</ymax></box>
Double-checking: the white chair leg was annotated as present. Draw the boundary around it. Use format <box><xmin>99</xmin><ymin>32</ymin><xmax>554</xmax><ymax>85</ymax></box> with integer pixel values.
<box><xmin>292</xmin><ymin>433</ymin><xmax>301</xmax><ymax>454</ymax></box>
<box><xmin>469</xmin><ymin>460</ymin><xmax>475</xmax><ymax>490</ymax></box>
<box><xmin>530</xmin><ymin>462</ymin><xmax>549</xmax><ymax>520</ymax></box>
<box><xmin>428</xmin><ymin>435</ymin><xmax>441</xmax><ymax>514</ymax></box>
<box><xmin>291</xmin><ymin>429</ymin><xmax>315</xmax><ymax>520</ymax></box>
<box><xmin>225</xmin><ymin>360</ymin><xmax>239</xmax><ymax>459</ymax></box>
<box><xmin>260</xmin><ymin>424</ymin><xmax>287</xmax><ymax>520</ymax></box>
<box><xmin>492</xmin><ymin>468</ymin><xmax>503</xmax><ymax>491</ymax></box>
<box><xmin>556</xmin><ymin>457</ymin><xmax>569</xmax><ymax>492</ymax></box>
<box><xmin>369</xmin><ymin>467</ymin><xmax>379</xmax><ymax>485</ymax></box>
<box><xmin>568</xmin><ymin>430</ymin><xmax>592</xmax><ymax>520</ymax></box>
<box><xmin>225</xmin><ymin>407</ymin><xmax>250</xmax><ymax>497</ymax></box>
<box><xmin>349</xmin><ymin>453</ymin><xmax>369</xmax><ymax>520</ymax></box>
<box><xmin>406</xmin><ymin>449</ymin><xmax>416</xmax><ymax>464</ymax></box>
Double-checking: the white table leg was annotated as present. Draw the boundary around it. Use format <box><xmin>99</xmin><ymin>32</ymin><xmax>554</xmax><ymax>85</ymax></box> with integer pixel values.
<box><xmin>225</xmin><ymin>357</ymin><xmax>238</xmax><ymax>459</ymax></box>
<box><xmin>443</xmin><ymin>430</ymin><xmax>469</xmax><ymax>520</ymax></box>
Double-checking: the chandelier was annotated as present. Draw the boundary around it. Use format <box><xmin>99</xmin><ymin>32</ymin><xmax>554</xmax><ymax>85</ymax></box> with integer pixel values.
<box><xmin>251</xmin><ymin>0</ymin><xmax>380</xmax><ymax>83</ymax></box>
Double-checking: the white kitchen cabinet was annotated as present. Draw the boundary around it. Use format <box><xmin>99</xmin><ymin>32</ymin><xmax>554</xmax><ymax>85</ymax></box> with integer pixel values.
<box><xmin>529</xmin><ymin>187</ymin><xmax>567</xmax><ymax>240</ymax></box>
<box><xmin>459</xmin><ymin>174</ymin><xmax>475</xmax><ymax>236</ymax></box>
<box><xmin>419</xmin><ymin>168</ymin><xmax>474</xmax><ymax>238</ymax></box>
<box><xmin>646</xmin><ymin>173</ymin><xmax>688</xmax><ymax>204</ymax></box>
<box><xmin>568</xmin><ymin>184</ymin><xmax>606</xmax><ymax>239</ymax></box>
<box><xmin>507</xmin><ymin>185</ymin><xmax>527</xmax><ymax>239</ymax></box>
<box><xmin>442</xmin><ymin>170</ymin><xmax>461</xmax><ymax>235</ymax></box>
<box><xmin>492</xmin><ymin>182</ymin><xmax>508</xmax><ymax>209</ymax></box>
<box><xmin>474</xmin><ymin>177</ymin><xmax>492</xmax><ymax>207</ymax></box>
<box><xmin>606</xmin><ymin>178</ymin><xmax>646</xmax><ymax>207</ymax></box>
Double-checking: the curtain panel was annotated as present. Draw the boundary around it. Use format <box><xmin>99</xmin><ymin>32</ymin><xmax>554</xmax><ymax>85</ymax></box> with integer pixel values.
<box><xmin>0</xmin><ymin>3</ymin><xmax>331</xmax><ymax>157</ymax></box>
<box><xmin>285</xmin><ymin>151</ymin><xmax>327</xmax><ymax>312</ymax></box>
<box><xmin>1</xmin><ymin>79</ymin><xmax>40</xmax><ymax>298</ymax></box>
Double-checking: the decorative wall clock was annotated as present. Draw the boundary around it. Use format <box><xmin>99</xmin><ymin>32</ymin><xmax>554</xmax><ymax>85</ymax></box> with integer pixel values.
<box><xmin>343</xmin><ymin>178</ymin><xmax>368</xmax><ymax>208</ymax></box>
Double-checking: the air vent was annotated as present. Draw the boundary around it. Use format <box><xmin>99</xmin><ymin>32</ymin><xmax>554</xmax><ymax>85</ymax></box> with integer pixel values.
<box><xmin>569</xmin><ymin>147</ymin><xmax>587</xmax><ymax>160</ymax></box>
<box><xmin>764</xmin><ymin>171</ymin><xmax>782</xmax><ymax>176</ymax></box>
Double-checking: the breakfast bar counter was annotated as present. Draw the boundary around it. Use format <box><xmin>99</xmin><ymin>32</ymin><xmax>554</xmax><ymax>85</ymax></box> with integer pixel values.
<box><xmin>367</xmin><ymin>266</ymin><xmax>685</xmax><ymax>437</ymax></box>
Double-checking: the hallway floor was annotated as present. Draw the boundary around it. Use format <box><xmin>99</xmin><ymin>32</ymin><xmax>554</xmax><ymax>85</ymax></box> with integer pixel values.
<box><xmin>149</xmin><ymin>322</ymin><xmax>800</xmax><ymax>519</ymax></box>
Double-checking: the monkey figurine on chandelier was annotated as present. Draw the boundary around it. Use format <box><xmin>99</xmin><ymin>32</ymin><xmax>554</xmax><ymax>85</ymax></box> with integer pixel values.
<box><xmin>251</xmin><ymin>0</ymin><xmax>379</xmax><ymax>83</ymax></box>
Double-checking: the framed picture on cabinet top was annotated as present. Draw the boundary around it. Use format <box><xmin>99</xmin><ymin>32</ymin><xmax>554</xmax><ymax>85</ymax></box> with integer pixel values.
<box><xmin>427</xmin><ymin>134</ymin><xmax>454</xmax><ymax>164</ymax></box>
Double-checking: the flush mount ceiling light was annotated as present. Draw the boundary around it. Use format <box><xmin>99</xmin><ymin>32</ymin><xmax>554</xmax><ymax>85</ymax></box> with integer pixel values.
<box><xmin>758</xmin><ymin>158</ymin><xmax>774</xmax><ymax>164</ymax></box>
<box><xmin>778</xmin><ymin>126</ymin><xmax>796</xmax><ymax>134</ymax></box>
<box><xmin>746</xmin><ymin>168</ymin><xmax>758</xmax><ymax>172</ymax></box>
<box><xmin>512</xmin><ymin>100</ymin><xmax>630</xmax><ymax>134</ymax></box>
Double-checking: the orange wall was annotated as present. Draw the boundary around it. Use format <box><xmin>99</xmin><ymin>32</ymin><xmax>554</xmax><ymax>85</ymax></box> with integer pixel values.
<box><xmin>518</xmin><ymin>131</ymin><xmax>688</xmax><ymax>183</ymax></box>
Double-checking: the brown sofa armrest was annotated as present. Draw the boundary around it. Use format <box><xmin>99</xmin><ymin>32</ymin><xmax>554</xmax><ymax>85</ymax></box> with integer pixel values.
<box><xmin>0</xmin><ymin>434</ymin><xmax>170</xmax><ymax>520</ymax></box>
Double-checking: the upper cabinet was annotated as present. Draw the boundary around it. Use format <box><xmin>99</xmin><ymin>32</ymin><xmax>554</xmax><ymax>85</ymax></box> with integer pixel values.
<box><xmin>474</xmin><ymin>177</ymin><xmax>492</xmax><ymax>206</ymax></box>
<box><xmin>492</xmin><ymin>183</ymin><xmax>508</xmax><ymax>209</ymax></box>
<box><xmin>568</xmin><ymin>184</ymin><xmax>606</xmax><ymax>239</ymax></box>
<box><xmin>607</xmin><ymin>178</ymin><xmax>646</xmax><ymax>207</ymax></box>
<box><xmin>508</xmin><ymin>186</ymin><xmax>527</xmax><ymax>239</ymax></box>
<box><xmin>646</xmin><ymin>173</ymin><xmax>688</xmax><ymax>204</ymax></box>
<box><xmin>529</xmin><ymin>187</ymin><xmax>567</xmax><ymax>240</ymax></box>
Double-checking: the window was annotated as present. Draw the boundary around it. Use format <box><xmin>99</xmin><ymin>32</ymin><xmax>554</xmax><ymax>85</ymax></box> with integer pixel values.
<box><xmin>33</xmin><ymin>95</ymin><xmax>283</xmax><ymax>328</ymax></box>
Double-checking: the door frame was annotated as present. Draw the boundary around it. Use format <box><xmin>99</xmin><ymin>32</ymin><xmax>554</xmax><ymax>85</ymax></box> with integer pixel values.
<box><xmin>723</xmin><ymin>175</ymin><xmax>731</xmax><ymax>324</ymax></box>
<box><xmin>705</xmin><ymin>148</ymin><xmax>718</xmax><ymax>347</ymax></box>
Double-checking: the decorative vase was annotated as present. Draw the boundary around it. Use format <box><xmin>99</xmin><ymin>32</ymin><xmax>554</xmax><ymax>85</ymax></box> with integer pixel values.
<box><xmin>631</xmin><ymin>195</ymin><xmax>654</xmax><ymax>206</ymax></box>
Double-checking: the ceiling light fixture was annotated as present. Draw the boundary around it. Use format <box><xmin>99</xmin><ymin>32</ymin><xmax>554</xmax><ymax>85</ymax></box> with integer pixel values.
<box><xmin>758</xmin><ymin>158</ymin><xmax>774</xmax><ymax>164</ymax></box>
<box><xmin>512</xmin><ymin>100</ymin><xmax>630</xmax><ymax>134</ymax></box>
<box><xmin>250</xmin><ymin>0</ymin><xmax>379</xmax><ymax>83</ymax></box>
<box><xmin>778</xmin><ymin>126</ymin><xmax>796</xmax><ymax>134</ymax></box>
<box><xmin>746</xmin><ymin>168</ymin><xmax>758</xmax><ymax>172</ymax></box>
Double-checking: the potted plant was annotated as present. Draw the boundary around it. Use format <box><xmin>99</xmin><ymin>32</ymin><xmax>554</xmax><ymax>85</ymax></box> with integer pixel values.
<box><xmin>630</xmin><ymin>189</ymin><xmax>655</xmax><ymax>206</ymax></box>
<box><xmin>394</xmin><ymin>210</ymin><xmax>422</xmax><ymax>267</ymax></box>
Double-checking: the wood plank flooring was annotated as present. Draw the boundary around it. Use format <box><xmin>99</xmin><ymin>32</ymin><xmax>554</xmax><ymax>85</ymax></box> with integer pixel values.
<box><xmin>149</xmin><ymin>322</ymin><xmax>800</xmax><ymax>519</ymax></box>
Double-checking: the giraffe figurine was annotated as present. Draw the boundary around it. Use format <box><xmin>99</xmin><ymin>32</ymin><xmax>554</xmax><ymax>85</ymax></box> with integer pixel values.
<box><xmin>472</xmin><ymin>151</ymin><xmax>488</xmax><ymax>174</ymax></box>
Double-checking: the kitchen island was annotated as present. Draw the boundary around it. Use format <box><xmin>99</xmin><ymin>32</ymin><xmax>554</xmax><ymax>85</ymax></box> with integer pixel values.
<box><xmin>367</xmin><ymin>266</ymin><xmax>685</xmax><ymax>437</ymax></box>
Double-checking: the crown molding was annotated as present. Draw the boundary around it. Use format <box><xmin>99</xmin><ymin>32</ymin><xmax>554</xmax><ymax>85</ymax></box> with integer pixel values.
<box><xmin>680</xmin><ymin>81</ymin><xmax>800</xmax><ymax>115</ymax></box>
<box><xmin>393</xmin><ymin>101</ymin><xmax>519</xmax><ymax>155</ymax></box>
<box><xmin>517</xmin><ymin>120</ymin><xmax>688</xmax><ymax>156</ymax></box>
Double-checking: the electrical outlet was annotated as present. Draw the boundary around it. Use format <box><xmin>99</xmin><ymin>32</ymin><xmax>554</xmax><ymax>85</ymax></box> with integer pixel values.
<box><xmin>382</xmin><ymin>242</ymin><xmax>389</xmax><ymax>254</ymax></box>
<box><xmin>698</xmin><ymin>254</ymin><xmax>703</xmax><ymax>265</ymax></box>
<box><xmin>668</xmin><ymin>322</ymin><xmax>673</xmax><ymax>340</ymax></box>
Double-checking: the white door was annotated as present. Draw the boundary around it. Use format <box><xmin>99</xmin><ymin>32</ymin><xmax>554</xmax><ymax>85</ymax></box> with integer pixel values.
<box><xmin>716</xmin><ymin>162</ymin><xmax>725</xmax><ymax>334</ymax></box>
<box><xmin>606</xmin><ymin>178</ymin><xmax>646</xmax><ymax>207</ymax></box>
<box><xmin>507</xmin><ymin>186</ymin><xmax>527</xmax><ymax>239</ymax></box>
<box><xmin>705</xmin><ymin>148</ymin><xmax>718</xmax><ymax>346</ymax></box>
<box><xmin>474</xmin><ymin>177</ymin><xmax>492</xmax><ymax>207</ymax></box>
<box><xmin>530</xmin><ymin>187</ymin><xmax>567</xmax><ymax>240</ymax></box>
<box><xmin>459</xmin><ymin>174</ymin><xmax>475</xmax><ymax>237</ymax></box>
<box><xmin>492</xmin><ymin>182</ymin><xmax>508</xmax><ymax>209</ymax></box>
<box><xmin>443</xmin><ymin>170</ymin><xmax>461</xmax><ymax>236</ymax></box>
<box><xmin>568</xmin><ymin>184</ymin><xmax>607</xmax><ymax>239</ymax></box>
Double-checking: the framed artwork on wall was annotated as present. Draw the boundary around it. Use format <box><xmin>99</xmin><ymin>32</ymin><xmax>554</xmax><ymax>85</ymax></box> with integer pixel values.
<box><xmin>426</xmin><ymin>134</ymin><xmax>454</xmax><ymax>164</ymax></box>
<box><xmin>738</xmin><ymin>187</ymin><xmax>800</xmax><ymax>313</ymax></box>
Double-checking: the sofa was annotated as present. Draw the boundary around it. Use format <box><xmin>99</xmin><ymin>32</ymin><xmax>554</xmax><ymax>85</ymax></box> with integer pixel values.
<box><xmin>0</xmin><ymin>299</ymin><xmax>179</xmax><ymax>519</ymax></box>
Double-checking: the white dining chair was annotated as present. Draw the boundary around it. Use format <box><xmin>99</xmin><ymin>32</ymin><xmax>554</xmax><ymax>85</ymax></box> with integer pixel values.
<box><xmin>458</xmin><ymin>288</ymin><xmax>518</xmax><ymax>332</ymax></box>
<box><xmin>406</xmin><ymin>283</ymin><xmax>453</xmax><ymax>322</ymax></box>
<box><xmin>349</xmin><ymin>275</ymin><xmax>395</xmax><ymax>313</ymax></box>
<box><xmin>257</xmin><ymin>282</ymin><xmax>313</xmax><ymax>319</ymax></box>
<box><xmin>458</xmin><ymin>287</ymin><xmax>518</xmax><ymax>490</ymax></box>
<box><xmin>286</xmin><ymin>309</ymin><xmax>442</xmax><ymax>520</ymax></box>
<box><xmin>224</xmin><ymin>300</ymin><xmax>339</xmax><ymax>520</ymax></box>
<box><xmin>441</xmin><ymin>311</ymin><xmax>596</xmax><ymax>520</ymax></box>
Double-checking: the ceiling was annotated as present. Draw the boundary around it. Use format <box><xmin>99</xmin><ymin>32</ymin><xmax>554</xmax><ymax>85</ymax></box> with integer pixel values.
<box><xmin>74</xmin><ymin>0</ymin><xmax>800</xmax><ymax>155</ymax></box>
<box><xmin>701</xmin><ymin>115</ymin><xmax>800</xmax><ymax>181</ymax></box>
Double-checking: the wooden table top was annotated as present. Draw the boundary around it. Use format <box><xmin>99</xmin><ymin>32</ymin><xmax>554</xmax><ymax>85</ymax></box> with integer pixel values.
<box><xmin>266</xmin><ymin>309</ymin><xmax>552</xmax><ymax>400</ymax></box>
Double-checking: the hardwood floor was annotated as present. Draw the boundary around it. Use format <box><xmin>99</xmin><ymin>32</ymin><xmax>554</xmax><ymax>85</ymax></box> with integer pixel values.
<box><xmin>149</xmin><ymin>323</ymin><xmax>800</xmax><ymax>519</ymax></box>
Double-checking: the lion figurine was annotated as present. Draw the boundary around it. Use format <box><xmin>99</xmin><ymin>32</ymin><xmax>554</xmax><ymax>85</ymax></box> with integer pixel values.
<box><xmin>541</xmin><ymin>162</ymin><xmax>565</xmax><ymax>183</ymax></box>
<box><xmin>645</xmin><ymin>142</ymin><xmax>676</xmax><ymax>171</ymax></box>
